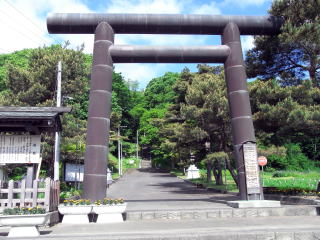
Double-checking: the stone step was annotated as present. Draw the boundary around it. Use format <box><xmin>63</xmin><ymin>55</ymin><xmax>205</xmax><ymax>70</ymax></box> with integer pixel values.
<box><xmin>125</xmin><ymin>205</ymin><xmax>319</xmax><ymax>221</ymax></box>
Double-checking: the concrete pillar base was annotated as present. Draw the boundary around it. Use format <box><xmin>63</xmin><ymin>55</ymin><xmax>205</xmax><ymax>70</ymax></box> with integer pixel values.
<box><xmin>227</xmin><ymin>200</ymin><xmax>281</xmax><ymax>208</ymax></box>
<box><xmin>8</xmin><ymin>226</ymin><xmax>39</xmax><ymax>237</ymax></box>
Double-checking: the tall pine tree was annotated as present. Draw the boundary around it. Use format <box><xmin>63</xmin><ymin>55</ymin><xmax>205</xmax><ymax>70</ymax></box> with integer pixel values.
<box><xmin>245</xmin><ymin>0</ymin><xmax>320</xmax><ymax>87</ymax></box>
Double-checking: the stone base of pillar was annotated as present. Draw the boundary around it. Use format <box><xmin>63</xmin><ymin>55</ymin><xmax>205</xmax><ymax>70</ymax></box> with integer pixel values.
<box><xmin>227</xmin><ymin>200</ymin><xmax>281</xmax><ymax>208</ymax></box>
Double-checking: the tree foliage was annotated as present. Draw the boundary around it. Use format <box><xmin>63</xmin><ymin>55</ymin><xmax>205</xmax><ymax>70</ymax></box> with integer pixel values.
<box><xmin>144</xmin><ymin>72</ymin><xmax>180</xmax><ymax>109</ymax></box>
<box><xmin>0</xmin><ymin>45</ymin><xmax>140</xmax><ymax>178</ymax></box>
<box><xmin>245</xmin><ymin>0</ymin><xmax>320</xmax><ymax>87</ymax></box>
<box><xmin>250</xmin><ymin>80</ymin><xmax>320</xmax><ymax>148</ymax></box>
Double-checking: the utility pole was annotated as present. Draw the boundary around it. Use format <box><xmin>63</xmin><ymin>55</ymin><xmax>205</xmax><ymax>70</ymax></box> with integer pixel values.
<box><xmin>136</xmin><ymin>130</ymin><xmax>140</xmax><ymax>168</ymax></box>
<box><xmin>117</xmin><ymin>127</ymin><xmax>121</xmax><ymax>176</ymax></box>
<box><xmin>137</xmin><ymin>130</ymin><xmax>141</xmax><ymax>168</ymax></box>
<box><xmin>54</xmin><ymin>61</ymin><xmax>62</xmax><ymax>181</ymax></box>
<box><xmin>120</xmin><ymin>140</ymin><xmax>123</xmax><ymax>175</ymax></box>
<box><xmin>118</xmin><ymin>126</ymin><xmax>127</xmax><ymax>176</ymax></box>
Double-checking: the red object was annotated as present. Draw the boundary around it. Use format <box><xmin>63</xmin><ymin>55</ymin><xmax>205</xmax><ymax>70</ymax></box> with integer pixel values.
<box><xmin>258</xmin><ymin>156</ymin><xmax>267</xmax><ymax>166</ymax></box>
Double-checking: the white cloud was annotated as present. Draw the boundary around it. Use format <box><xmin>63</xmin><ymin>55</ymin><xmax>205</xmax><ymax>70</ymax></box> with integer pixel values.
<box><xmin>241</xmin><ymin>36</ymin><xmax>254</xmax><ymax>52</ymax></box>
<box><xmin>0</xmin><ymin>0</ymin><xmax>52</xmax><ymax>53</ymax></box>
<box><xmin>114</xmin><ymin>63</ymin><xmax>168</xmax><ymax>89</ymax></box>
<box><xmin>192</xmin><ymin>2</ymin><xmax>221</xmax><ymax>15</ymax></box>
<box><xmin>105</xmin><ymin>0</ymin><xmax>183</xmax><ymax>14</ymax></box>
<box><xmin>0</xmin><ymin>0</ymin><xmax>92</xmax><ymax>53</ymax></box>
<box><xmin>222</xmin><ymin>0</ymin><xmax>271</xmax><ymax>7</ymax></box>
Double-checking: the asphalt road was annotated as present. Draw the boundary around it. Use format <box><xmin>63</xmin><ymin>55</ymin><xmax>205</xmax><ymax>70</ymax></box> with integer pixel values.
<box><xmin>107</xmin><ymin>168</ymin><xmax>238</xmax><ymax>211</ymax></box>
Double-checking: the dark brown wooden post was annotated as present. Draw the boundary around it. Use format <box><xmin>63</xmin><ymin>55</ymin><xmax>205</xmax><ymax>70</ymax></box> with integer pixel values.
<box><xmin>222</xmin><ymin>22</ymin><xmax>262</xmax><ymax>200</ymax></box>
<box><xmin>83</xmin><ymin>22</ymin><xmax>114</xmax><ymax>200</ymax></box>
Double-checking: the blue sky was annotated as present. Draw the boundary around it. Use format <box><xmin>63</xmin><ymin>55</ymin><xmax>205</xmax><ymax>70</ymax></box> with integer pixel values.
<box><xmin>0</xmin><ymin>0</ymin><xmax>273</xmax><ymax>89</ymax></box>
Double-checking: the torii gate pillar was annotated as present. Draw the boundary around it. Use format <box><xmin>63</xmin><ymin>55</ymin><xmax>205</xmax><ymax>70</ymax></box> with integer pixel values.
<box><xmin>82</xmin><ymin>22</ymin><xmax>114</xmax><ymax>200</ymax></box>
<box><xmin>222</xmin><ymin>23</ymin><xmax>262</xmax><ymax>200</ymax></box>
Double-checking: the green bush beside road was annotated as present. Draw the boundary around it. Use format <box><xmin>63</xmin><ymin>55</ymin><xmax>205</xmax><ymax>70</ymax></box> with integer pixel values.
<box><xmin>171</xmin><ymin>169</ymin><xmax>320</xmax><ymax>196</ymax></box>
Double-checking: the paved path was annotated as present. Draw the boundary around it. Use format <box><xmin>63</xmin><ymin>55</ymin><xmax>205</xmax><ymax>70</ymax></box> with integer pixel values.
<box><xmin>107</xmin><ymin>168</ymin><xmax>238</xmax><ymax>211</ymax></box>
<box><xmin>2</xmin><ymin>216</ymin><xmax>320</xmax><ymax>239</ymax></box>
<box><xmin>1</xmin><ymin>168</ymin><xmax>320</xmax><ymax>239</ymax></box>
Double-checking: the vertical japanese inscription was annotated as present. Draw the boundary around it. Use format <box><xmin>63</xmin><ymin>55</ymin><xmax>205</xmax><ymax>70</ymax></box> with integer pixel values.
<box><xmin>0</xmin><ymin>135</ymin><xmax>40</xmax><ymax>163</ymax></box>
<box><xmin>243</xmin><ymin>143</ymin><xmax>261</xmax><ymax>194</ymax></box>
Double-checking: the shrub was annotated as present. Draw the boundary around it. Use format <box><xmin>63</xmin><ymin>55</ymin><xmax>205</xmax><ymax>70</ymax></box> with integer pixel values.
<box><xmin>259</xmin><ymin>143</ymin><xmax>314</xmax><ymax>171</ymax></box>
<box><xmin>272</xmin><ymin>170</ymin><xmax>303</xmax><ymax>178</ymax></box>
<box><xmin>60</xmin><ymin>187</ymin><xmax>82</xmax><ymax>200</ymax></box>
<box><xmin>108</xmin><ymin>153</ymin><xmax>118</xmax><ymax>171</ymax></box>
<box><xmin>285</xmin><ymin>143</ymin><xmax>314</xmax><ymax>170</ymax></box>
<box><xmin>267</xmin><ymin>154</ymin><xmax>288</xmax><ymax>170</ymax></box>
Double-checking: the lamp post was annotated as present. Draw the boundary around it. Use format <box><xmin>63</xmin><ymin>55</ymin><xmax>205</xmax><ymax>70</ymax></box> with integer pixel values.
<box><xmin>117</xmin><ymin>125</ymin><xmax>127</xmax><ymax>176</ymax></box>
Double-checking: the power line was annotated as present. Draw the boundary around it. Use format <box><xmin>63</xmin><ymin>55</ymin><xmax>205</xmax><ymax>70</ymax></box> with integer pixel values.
<box><xmin>4</xmin><ymin>0</ymin><xmax>44</xmax><ymax>35</ymax></box>
<box><xmin>3</xmin><ymin>0</ymin><xmax>63</xmax><ymax>45</ymax></box>
<box><xmin>0</xmin><ymin>17</ymin><xmax>44</xmax><ymax>46</ymax></box>
<box><xmin>0</xmin><ymin>8</ymin><xmax>50</xmax><ymax>45</ymax></box>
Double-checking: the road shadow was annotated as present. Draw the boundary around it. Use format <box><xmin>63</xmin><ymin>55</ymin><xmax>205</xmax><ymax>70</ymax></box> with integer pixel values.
<box><xmin>40</xmin><ymin>230</ymin><xmax>52</xmax><ymax>235</ymax></box>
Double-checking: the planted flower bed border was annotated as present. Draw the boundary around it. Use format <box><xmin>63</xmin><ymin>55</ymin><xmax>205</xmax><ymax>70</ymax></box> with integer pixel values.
<box><xmin>0</xmin><ymin>207</ymin><xmax>49</xmax><ymax>237</ymax></box>
<box><xmin>58</xmin><ymin>198</ymin><xmax>126</xmax><ymax>224</ymax></box>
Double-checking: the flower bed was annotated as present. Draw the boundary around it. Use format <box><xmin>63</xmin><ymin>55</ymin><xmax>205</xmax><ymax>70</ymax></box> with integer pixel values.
<box><xmin>92</xmin><ymin>198</ymin><xmax>126</xmax><ymax>223</ymax></box>
<box><xmin>59</xmin><ymin>199</ymin><xmax>92</xmax><ymax>224</ymax></box>
<box><xmin>62</xmin><ymin>199</ymin><xmax>91</xmax><ymax>206</ymax></box>
<box><xmin>93</xmin><ymin>198</ymin><xmax>124</xmax><ymax>206</ymax></box>
<box><xmin>0</xmin><ymin>207</ymin><xmax>49</xmax><ymax>237</ymax></box>
<box><xmin>3</xmin><ymin>207</ymin><xmax>46</xmax><ymax>215</ymax></box>
<box><xmin>58</xmin><ymin>198</ymin><xmax>126</xmax><ymax>224</ymax></box>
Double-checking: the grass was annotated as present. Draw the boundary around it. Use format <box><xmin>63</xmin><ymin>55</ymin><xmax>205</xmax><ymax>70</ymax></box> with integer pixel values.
<box><xmin>171</xmin><ymin>168</ymin><xmax>320</xmax><ymax>194</ymax></box>
<box><xmin>262</xmin><ymin>170</ymin><xmax>319</xmax><ymax>191</ymax></box>
<box><xmin>111</xmin><ymin>172</ymin><xmax>120</xmax><ymax>179</ymax></box>
<box><xmin>111</xmin><ymin>157</ymin><xmax>141</xmax><ymax>179</ymax></box>
<box><xmin>171</xmin><ymin>169</ymin><xmax>239</xmax><ymax>192</ymax></box>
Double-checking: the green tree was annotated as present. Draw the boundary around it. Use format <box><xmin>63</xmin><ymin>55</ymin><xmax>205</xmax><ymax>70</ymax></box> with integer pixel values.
<box><xmin>245</xmin><ymin>0</ymin><xmax>320</xmax><ymax>87</ymax></box>
<box><xmin>0</xmin><ymin>44</ymin><xmax>91</xmax><ymax>176</ymax></box>
<box><xmin>0</xmin><ymin>44</ymin><xmax>142</xmax><ymax>177</ymax></box>
<box><xmin>139</xmin><ymin>107</ymin><xmax>168</xmax><ymax>166</ymax></box>
<box><xmin>250</xmin><ymin>79</ymin><xmax>320</xmax><ymax>163</ymax></box>
<box><xmin>144</xmin><ymin>72</ymin><xmax>180</xmax><ymax>109</ymax></box>
<box><xmin>160</xmin><ymin>65</ymin><xmax>238</xmax><ymax>184</ymax></box>
<box><xmin>0</xmin><ymin>49</ymin><xmax>31</xmax><ymax>91</ymax></box>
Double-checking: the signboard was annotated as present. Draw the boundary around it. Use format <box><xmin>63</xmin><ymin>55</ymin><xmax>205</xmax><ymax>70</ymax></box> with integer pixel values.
<box><xmin>243</xmin><ymin>143</ymin><xmax>261</xmax><ymax>194</ymax></box>
<box><xmin>0</xmin><ymin>135</ymin><xmax>41</xmax><ymax>164</ymax></box>
<box><xmin>65</xmin><ymin>163</ymin><xmax>84</xmax><ymax>182</ymax></box>
<box><xmin>258</xmin><ymin>156</ymin><xmax>267</xmax><ymax>166</ymax></box>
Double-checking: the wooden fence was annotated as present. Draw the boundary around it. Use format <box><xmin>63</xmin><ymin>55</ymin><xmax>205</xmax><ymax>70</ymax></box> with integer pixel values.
<box><xmin>0</xmin><ymin>178</ymin><xmax>59</xmax><ymax>212</ymax></box>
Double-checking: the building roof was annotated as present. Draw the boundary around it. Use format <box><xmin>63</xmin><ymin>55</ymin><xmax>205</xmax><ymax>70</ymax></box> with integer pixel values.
<box><xmin>0</xmin><ymin>107</ymin><xmax>72</xmax><ymax>133</ymax></box>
